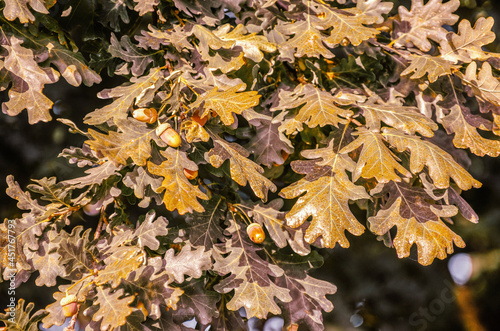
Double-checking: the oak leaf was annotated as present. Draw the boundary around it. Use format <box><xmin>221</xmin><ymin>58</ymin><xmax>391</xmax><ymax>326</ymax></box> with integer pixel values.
<box><xmin>214</xmin><ymin>24</ymin><xmax>276</xmax><ymax>62</ymax></box>
<box><xmin>206</xmin><ymin>132</ymin><xmax>277</xmax><ymax>201</ymax></box>
<box><xmin>395</xmin><ymin>0</ymin><xmax>460</xmax><ymax>51</ymax></box>
<box><xmin>161</xmin><ymin>243</ymin><xmax>212</xmax><ymax>283</ymax></box>
<box><xmin>340</xmin><ymin>128</ymin><xmax>411</xmax><ymax>183</ymax></box>
<box><xmin>109</xmin><ymin>33</ymin><xmax>155</xmax><ymax>76</ymax></box>
<box><xmin>0</xmin><ymin>299</ymin><xmax>46</xmax><ymax>331</ymax></box>
<box><xmin>273</xmin><ymin>251</ymin><xmax>336</xmax><ymax>330</ymax></box>
<box><xmin>309</xmin><ymin>5</ymin><xmax>380</xmax><ymax>47</ymax></box>
<box><xmin>440</xmin><ymin>104</ymin><xmax>500</xmax><ymax>157</ymax></box>
<box><xmin>2</xmin><ymin>36</ymin><xmax>59</xmax><ymax>124</ymax></box>
<box><xmin>2</xmin><ymin>0</ymin><xmax>49</xmax><ymax>23</ymax></box>
<box><xmin>401</xmin><ymin>53</ymin><xmax>459</xmax><ymax>83</ymax></box>
<box><xmin>440</xmin><ymin>17</ymin><xmax>496</xmax><ymax>63</ymax></box>
<box><xmin>277</xmin><ymin>20</ymin><xmax>334</xmax><ymax>59</ymax></box>
<box><xmin>84</xmin><ymin>67</ymin><xmax>165</xmax><ymax>125</ymax></box>
<box><xmin>246</xmin><ymin>118</ymin><xmax>293</xmax><ymax>167</ymax></box>
<box><xmin>213</xmin><ymin>218</ymin><xmax>291</xmax><ymax>319</ymax></box>
<box><xmin>369</xmin><ymin>196</ymin><xmax>465</xmax><ymax>265</ymax></box>
<box><xmin>92</xmin><ymin>287</ymin><xmax>135</xmax><ymax>330</ymax></box>
<box><xmin>122</xmin><ymin>265</ymin><xmax>183</xmax><ymax>320</ymax></box>
<box><xmin>192</xmin><ymin>84</ymin><xmax>261</xmax><ymax>125</ymax></box>
<box><xmin>147</xmin><ymin>148</ymin><xmax>208</xmax><ymax>214</ymax></box>
<box><xmin>359</xmin><ymin>96</ymin><xmax>438</xmax><ymax>137</ymax></box>
<box><xmin>382</xmin><ymin>127</ymin><xmax>482</xmax><ymax>189</ymax></box>
<box><xmin>273</xmin><ymin>84</ymin><xmax>353</xmax><ymax>130</ymax></box>
<box><xmin>244</xmin><ymin>199</ymin><xmax>310</xmax><ymax>256</ymax></box>
<box><xmin>281</xmin><ymin>140</ymin><xmax>370</xmax><ymax>248</ymax></box>
<box><xmin>185</xmin><ymin>195</ymin><xmax>227</xmax><ymax>250</ymax></box>
<box><xmin>87</xmin><ymin>118</ymin><xmax>158</xmax><ymax>166</ymax></box>
<box><xmin>458</xmin><ymin>61</ymin><xmax>500</xmax><ymax>106</ymax></box>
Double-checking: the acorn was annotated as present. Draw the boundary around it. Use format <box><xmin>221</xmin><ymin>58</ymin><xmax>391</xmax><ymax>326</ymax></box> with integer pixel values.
<box><xmin>133</xmin><ymin>108</ymin><xmax>157</xmax><ymax>124</ymax></box>
<box><xmin>247</xmin><ymin>223</ymin><xmax>265</xmax><ymax>244</ymax></box>
<box><xmin>60</xmin><ymin>294</ymin><xmax>79</xmax><ymax>317</ymax></box>
<box><xmin>156</xmin><ymin>123</ymin><xmax>181</xmax><ymax>147</ymax></box>
<box><xmin>183</xmin><ymin>168</ymin><xmax>198</xmax><ymax>180</ymax></box>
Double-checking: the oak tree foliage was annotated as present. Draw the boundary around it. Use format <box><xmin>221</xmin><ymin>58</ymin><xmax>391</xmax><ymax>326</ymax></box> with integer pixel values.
<box><xmin>1</xmin><ymin>0</ymin><xmax>499</xmax><ymax>329</ymax></box>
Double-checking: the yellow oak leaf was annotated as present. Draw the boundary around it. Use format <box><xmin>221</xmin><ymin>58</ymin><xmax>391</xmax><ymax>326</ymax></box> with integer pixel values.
<box><xmin>192</xmin><ymin>84</ymin><xmax>261</xmax><ymax>125</ymax></box>
<box><xmin>340</xmin><ymin>128</ymin><xmax>411</xmax><ymax>183</ymax></box>
<box><xmin>382</xmin><ymin>127</ymin><xmax>482</xmax><ymax>190</ymax></box>
<box><xmin>148</xmin><ymin>148</ymin><xmax>208</xmax><ymax>214</ymax></box>
<box><xmin>369</xmin><ymin>197</ymin><xmax>465</xmax><ymax>266</ymax></box>
<box><xmin>280</xmin><ymin>141</ymin><xmax>369</xmax><ymax>248</ymax></box>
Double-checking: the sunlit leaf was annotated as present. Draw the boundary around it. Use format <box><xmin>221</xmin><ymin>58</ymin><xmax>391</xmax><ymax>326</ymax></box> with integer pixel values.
<box><xmin>2</xmin><ymin>36</ymin><xmax>59</xmax><ymax>124</ymax></box>
<box><xmin>192</xmin><ymin>84</ymin><xmax>261</xmax><ymax>125</ymax></box>
<box><xmin>369</xmin><ymin>196</ymin><xmax>465</xmax><ymax>266</ymax></box>
<box><xmin>281</xmin><ymin>140</ymin><xmax>370</xmax><ymax>248</ymax></box>
<box><xmin>148</xmin><ymin>148</ymin><xmax>208</xmax><ymax>214</ymax></box>
<box><xmin>395</xmin><ymin>0</ymin><xmax>460</xmax><ymax>51</ymax></box>
<box><xmin>206</xmin><ymin>131</ymin><xmax>277</xmax><ymax>201</ymax></box>
<box><xmin>340</xmin><ymin>128</ymin><xmax>411</xmax><ymax>183</ymax></box>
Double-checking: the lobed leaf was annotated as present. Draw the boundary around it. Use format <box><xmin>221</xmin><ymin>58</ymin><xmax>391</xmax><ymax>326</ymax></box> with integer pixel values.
<box><xmin>369</xmin><ymin>197</ymin><xmax>465</xmax><ymax>266</ymax></box>
<box><xmin>382</xmin><ymin>127</ymin><xmax>482</xmax><ymax>190</ymax></box>
<box><xmin>148</xmin><ymin>148</ymin><xmax>208</xmax><ymax>214</ymax></box>
<box><xmin>281</xmin><ymin>140</ymin><xmax>369</xmax><ymax>248</ymax></box>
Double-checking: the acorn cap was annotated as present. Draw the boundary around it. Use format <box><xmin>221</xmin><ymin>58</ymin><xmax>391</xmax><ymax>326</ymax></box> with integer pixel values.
<box><xmin>155</xmin><ymin>123</ymin><xmax>171</xmax><ymax>136</ymax></box>
<box><xmin>60</xmin><ymin>294</ymin><xmax>78</xmax><ymax>306</ymax></box>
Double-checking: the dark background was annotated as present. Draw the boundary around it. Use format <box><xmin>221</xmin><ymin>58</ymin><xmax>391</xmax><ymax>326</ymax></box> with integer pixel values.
<box><xmin>1</xmin><ymin>1</ymin><xmax>500</xmax><ymax>330</ymax></box>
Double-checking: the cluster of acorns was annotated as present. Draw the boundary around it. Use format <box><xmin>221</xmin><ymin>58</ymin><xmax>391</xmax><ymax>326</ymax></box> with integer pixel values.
<box><xmin>133</xmin><ymin>108</ymin><xmax>267</xmax><ymax>244</ymax></box>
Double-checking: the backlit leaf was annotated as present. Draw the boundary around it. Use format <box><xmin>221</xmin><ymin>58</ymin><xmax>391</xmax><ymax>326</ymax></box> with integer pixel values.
<box><xmin>281</xmin><ymin>140</ymin><xmax>370</xmax><ymax>248</ymax></box>
<box><xmin>273</xmin><ymin>84</ymin><xmax>353</xmax><ymax>130</ymax></box>
<box><xmin>369</xmin><ymin>196</ymin><xmax>465</xmax><ymax>266</ymax></box>
<box><xmin>277</xmin><ymin>20</ymin><xmax>334</xmax><ymax>59</ymax></box>
<box><xmin>382</xmin><ymin>127</ymin><xmax>482</xmax><ymax>190</ymax></box>
<box><xmin>401</xmin><ymin>53</ymin><xmax>459</xmax><ymax>83</ymax></box>
<box><xmin>359</xmin><ymin>95</ymin><xmax>438</xmax><ymax>137</ymax></box>
<box><xmin>440</xmin><ymin>104</ymin><xmax>500</xmax><ymax>157</ymax></box>
<box><xmin>395</xmin><ymin>0</ymin><xmax>460</xmax><ymax>51</ymax></box>
<box><xmin>2</xmin><ymin>36</ymin><xmax>59</xmax><ymax>124</ymax></box>
<box><xmin>87</xmin><ymin>118</ymin><xmax>158</xmax><ymax>166</ymax></box>
<box><xmin>92</xmin><ymin>287</ymin><xmax>135</xmax><ymax>330</ymax></box>
<box><xmin>192</xmin><ymin>84</ymin><xmax>261</xmax><ymax>126</ymax></box>
<box><xmin>147</xmin><ymin>148</ymin><xmax>208</xmax><ymax>214</ymax></box>
<box><xmin>206</xmin><ymin>131</ymin><xmax>277</xmax><ymax>201</ymax></box>
<box><xmin>340</xmin><ymin>128</ymin><xmax>411</xmax><ymax>183</ymax></box>
<box><xmin>309</xmin><ymin>3</ymin><xmax>380</xmax><ymax>47</ymax></box>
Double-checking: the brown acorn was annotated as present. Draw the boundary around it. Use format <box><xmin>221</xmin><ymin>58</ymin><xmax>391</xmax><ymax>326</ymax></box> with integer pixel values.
<box><xmin>183</xmin><ymin>168</ymin><xmax>198</xmax><ymax>180</ymax></box>
<box><xmin>133</xmin><ymin>108</ymin><xmax>157</xmax><ymax>124</ymax></box>
<box><xmin>247</xmin><ymin>223</ymin><xmax>265</xmax><ymax>244</ymax></box>
<box><xmin>60</xmin><ymin>294</ymin><xmax>79</xmax><ymax>317</ymax></box>
<box><xmin>156</xmin><ymin>123</ymin><xmax>181</xmax><ymax>147</ymax></box>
